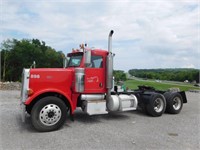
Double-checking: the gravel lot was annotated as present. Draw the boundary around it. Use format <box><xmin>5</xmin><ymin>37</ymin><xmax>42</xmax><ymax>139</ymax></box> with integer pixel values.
<box><xmin>0</xmin><ymin>90</ymin><xmax>199</xmax><ymax>150</ymax></box>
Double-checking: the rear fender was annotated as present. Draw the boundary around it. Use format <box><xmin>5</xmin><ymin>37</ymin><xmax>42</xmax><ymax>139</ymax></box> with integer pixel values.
<box><xmin>139</xmin><ymin>92</ymin><xmax>154</xmax><ymax>104</ymax></box>
<box><xmin>178</xmin><ymin>91</ymin><xmax>187</xmax><ymax>103</ymax></box>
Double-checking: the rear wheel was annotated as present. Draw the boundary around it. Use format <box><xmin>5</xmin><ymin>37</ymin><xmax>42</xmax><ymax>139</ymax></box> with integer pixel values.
<box><xmin>146</xmin><ymin>93</ymin><xmax>166</xmax><ymax>117</ymax></box>
<box><xmin>31</xmin><ymin>96</ymin><xmax>68</xmax><ymax>132</ymax></box>
<box><xmin>165</xmin><ymin>93</ymin><xmax>183</xmax><ymax>114</ymax></box>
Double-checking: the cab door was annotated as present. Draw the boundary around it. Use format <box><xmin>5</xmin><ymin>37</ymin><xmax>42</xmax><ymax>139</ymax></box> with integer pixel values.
<box><xmin>84</xmin><ymin>55</ymin><xmax>106</xmax><ymax>93</ymax></box>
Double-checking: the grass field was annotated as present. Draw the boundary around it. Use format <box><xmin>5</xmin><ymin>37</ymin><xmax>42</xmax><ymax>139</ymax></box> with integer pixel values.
<box><xmin>124</xmin><ymin>79</ymin><xmax>200</xmax><ymax>91</ymax></box>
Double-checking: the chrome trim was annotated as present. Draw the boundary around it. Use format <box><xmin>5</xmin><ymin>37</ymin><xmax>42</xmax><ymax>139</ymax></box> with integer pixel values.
<box><xmin>106</xmin><ymin>30</ymin><xmax>114</xmax><ymax>105</ymax></box>
<box><xmin>81</xmin><ymin>94</ymin><xmax>105</xmax><ymax>101</ymax></box>
<box><xmin>21</xmin><ymin>69</ymin><xmax>30</xmax><ymax>102</ymax></box>
<box><xmin>153</xmin><ymin>98</ymin><xmax>164</xmax><ymax>113</ymax></box>
<box><xmin>173</xmin><ymin>97</ymin><xmax>182</xmax><ymax>110</ymax></box>
<box><xmin>20</xmin><ymin>68</ymin><xmax>30</xmax><ymax>122</ymax></box>
<box><xmin>75</xmin><ymin>68</ymin><xmax>85</xmax><ymax>92</ymax></box>
<box><xmin>39</xmin><ymin>104</ymin><xmax>62</xmax><ymax>126</ymax></box>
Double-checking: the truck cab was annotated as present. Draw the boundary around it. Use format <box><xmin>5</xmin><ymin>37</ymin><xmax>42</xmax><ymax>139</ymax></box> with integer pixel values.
<box><xmin>67</xmin><ymin>49</ymin><xmax>108</xmax><ymax>94</ymax></box>
<box><xmin>20</xmin><ymin>45</ymin><xmax>115</xmax><ymax>131</ymax></box>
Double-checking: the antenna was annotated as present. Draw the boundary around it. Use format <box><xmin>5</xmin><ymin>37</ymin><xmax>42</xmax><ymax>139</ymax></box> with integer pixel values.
<box><xmin>30</xmin><ymin>61</ymin><xmax>36</xmax><ymax>69</ymax></box>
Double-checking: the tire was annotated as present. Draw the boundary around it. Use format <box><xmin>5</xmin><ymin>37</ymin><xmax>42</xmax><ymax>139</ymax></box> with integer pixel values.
<box><xmin>146</xmin><ymin>93</ymin><xmax>166</xmax><ymax>117</ymax></box>
<box><xmin>31</xmin><ymin>96</ymin><xmax>68</xmax><ymax>132</ymax></box>
<box><xmin>163</xmin><ymin>92</ymin><xmax>171</xmax><ymax>101</ymax></box>
<box><xmin>165</xmin><ymin>92</ymin><xmax>183</xmax><ymax>114</ymax></box>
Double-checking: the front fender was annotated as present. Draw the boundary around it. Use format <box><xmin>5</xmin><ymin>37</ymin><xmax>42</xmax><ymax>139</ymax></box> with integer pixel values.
<box><xmin>25</xmin><ymin>88</ymin><xmax>74</xmax><ymax>112</ymax></box>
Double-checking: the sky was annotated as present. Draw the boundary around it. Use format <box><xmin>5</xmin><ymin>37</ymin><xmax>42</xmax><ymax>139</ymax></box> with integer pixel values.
<box><xmin>0</xmin><ymin>0</ymin><xmax>199</xmax><ymax>71</ymax></box>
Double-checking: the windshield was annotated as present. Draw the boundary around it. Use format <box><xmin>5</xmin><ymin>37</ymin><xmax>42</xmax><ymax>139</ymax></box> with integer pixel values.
<box><xmin>68</xmin><ymin>55</ymin><xmax>83</xmax><ymax>67</ymax></box>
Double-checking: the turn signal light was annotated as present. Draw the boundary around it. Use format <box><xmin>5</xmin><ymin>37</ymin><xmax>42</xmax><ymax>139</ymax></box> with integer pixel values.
<box><xmin>27</xmin><ymin>89</ymin><xmax>34</xmax><ymax>96</ymax></box>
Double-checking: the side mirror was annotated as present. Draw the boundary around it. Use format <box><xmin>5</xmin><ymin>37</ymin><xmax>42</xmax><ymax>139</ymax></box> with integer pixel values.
<box><xmin>63</xmin><ymin>57</ymin><xmax>68</xmax><ymax>68</ymax></box>
<box><xmin>84</xmin><ymin>50</ymin><xmax>91</xmax><ymax>67</ymax></box>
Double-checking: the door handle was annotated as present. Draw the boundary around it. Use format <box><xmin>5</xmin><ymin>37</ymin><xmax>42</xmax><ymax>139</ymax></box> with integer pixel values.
<box><xmin>99</xmin><ymin>83</ymin><xmax>103</xmax><ymax>87</ymax></box>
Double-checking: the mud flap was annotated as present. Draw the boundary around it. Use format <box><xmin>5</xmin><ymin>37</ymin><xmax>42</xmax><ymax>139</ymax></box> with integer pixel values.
<box><xmin>178</xmin><ymin>91</ymin><xmax>187</xmax><ymax>103</ymax></box>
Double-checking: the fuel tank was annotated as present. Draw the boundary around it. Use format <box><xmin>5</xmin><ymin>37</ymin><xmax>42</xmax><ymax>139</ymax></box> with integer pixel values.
<box><xmin>107</xmin><ymin>94</ymin><xmax>138</xmax><ymax>112</ymax></box>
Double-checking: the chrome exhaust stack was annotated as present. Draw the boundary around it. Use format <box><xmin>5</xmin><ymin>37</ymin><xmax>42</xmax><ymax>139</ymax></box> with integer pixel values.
<box><xmin>106</xmin><ymin>30</ymin><xmax>138</xmax><ymax>112</ymax></box>
<box><xmin>106</xmin><ymin>30</ymin><xmax>114</xmax><ymax>104</ymax></box>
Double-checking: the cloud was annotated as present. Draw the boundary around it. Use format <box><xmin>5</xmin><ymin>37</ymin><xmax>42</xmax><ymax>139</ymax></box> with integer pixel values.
<box><xmin>1</xmin><ymin>0</ymin><xmax>199</xmax><ymax>71</ymax></box>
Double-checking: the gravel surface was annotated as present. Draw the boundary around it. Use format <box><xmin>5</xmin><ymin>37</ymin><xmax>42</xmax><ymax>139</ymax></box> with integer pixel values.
<box><xmin>0</xmin><ymin>91</ymin><xmax>199</xmax><ymax>150</ymax></box>
<box><xmin>0</xmin><ymin>82</ymin><xmax>21</xmax><ymax>90</ymax></box>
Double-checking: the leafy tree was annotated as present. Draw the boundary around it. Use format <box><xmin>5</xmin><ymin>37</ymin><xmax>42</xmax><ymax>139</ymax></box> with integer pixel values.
<box><xmin>1</xmin><ymin>39</ymin><xmax>64</xmax><ymax>81</ymax></box>
<box><xmin>113</xmin><ymin>70</ymin><xmax>127</xmax><ymax>82</ymax></box>
<box><xmin>1</xmin><ymin>39</ymin><xmax>14</xmax><ymax>81</ymax></box>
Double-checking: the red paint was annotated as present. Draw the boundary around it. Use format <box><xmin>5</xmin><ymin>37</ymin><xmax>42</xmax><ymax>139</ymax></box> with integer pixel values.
<box><xmin>25</xmin><ymin>49</ymin><xmax>108</xmax><ymax>114</ymax></box>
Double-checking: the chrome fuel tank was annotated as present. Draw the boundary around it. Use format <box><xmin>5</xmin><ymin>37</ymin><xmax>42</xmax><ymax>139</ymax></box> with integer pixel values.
<box><xmin>107</xmin><ymin>94</ymin><xmax>138</xmax><ymax>112</ymax></box>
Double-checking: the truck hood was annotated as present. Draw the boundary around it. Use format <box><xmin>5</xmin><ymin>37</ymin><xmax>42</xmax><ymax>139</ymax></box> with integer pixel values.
<box><xmin>29</xmin><ymin>68</ymin><xmax>74</xmax><ymax>92</ymax></box>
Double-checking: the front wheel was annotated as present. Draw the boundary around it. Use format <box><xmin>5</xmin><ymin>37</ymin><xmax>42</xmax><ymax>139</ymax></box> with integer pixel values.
<box><xmin>31</xmin><ymin>96</ymin><xmax>68</xmax><ymax>132</ymax></box>
<box><xmin>146</xmin><ymin>93</ymin><xmax>166</xmax><ymax>117</ymax></box>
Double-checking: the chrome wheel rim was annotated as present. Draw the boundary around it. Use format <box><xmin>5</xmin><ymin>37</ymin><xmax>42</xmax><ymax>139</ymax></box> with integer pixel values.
<box><xmin>173</xmin><ymin>97</ymin><xmax>181</xmax><ymax>110</ymax></box>
<box><xmin>154</xmin><ymin>98</ymin><xmax>164</xmax><ymax>113</ymax></box>
<box><xmin>39</xmin><ymin>104</ymin><xmax>61</xmax><ymax>126</ymax></box>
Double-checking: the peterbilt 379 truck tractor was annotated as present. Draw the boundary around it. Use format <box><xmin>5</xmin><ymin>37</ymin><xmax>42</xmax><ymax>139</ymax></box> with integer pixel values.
<box><xmin>20</xmin><ymin>30</ymin><xmax>187</xmax><ymax>132</ymax></box>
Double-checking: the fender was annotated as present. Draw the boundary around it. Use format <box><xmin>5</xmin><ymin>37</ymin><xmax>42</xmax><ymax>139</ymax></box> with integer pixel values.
<box><xmin>25</xmin><ymin>88</ymin><xmax>75</xmax><ymax>113</ymax></box>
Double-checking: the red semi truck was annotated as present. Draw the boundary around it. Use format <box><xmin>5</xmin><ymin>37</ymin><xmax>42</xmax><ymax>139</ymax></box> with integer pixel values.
<box><xmin>20</xmin><ymin>30</ymin><xmax>187</xmax><ymax>132</ymax></box>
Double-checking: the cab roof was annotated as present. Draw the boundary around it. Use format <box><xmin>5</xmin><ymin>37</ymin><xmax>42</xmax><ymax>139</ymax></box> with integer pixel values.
<box><xmin>67</xmin><ymin>48</ymin><xmax>108</xmax><ymax>57</ymax></box>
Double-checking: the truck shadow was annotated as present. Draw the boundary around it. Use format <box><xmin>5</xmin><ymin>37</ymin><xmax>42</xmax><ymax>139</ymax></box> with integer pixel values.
<box><xmin>73</xmin><ymin>110</ymin><xmax>132</xmax><ymax>124</ymax></box>
<box><xmin>16</xmin><ymin>110</ymin><xmax>147</xmax><ymax>132</ymax></box>
<box><xmin>126</xmin><ymin>108</ymin><xmax>149</xmax><ymax>117</ymax></box>
<box><xmin>15</xmin><ymin>114</ymin><xmax>37</xmax><ymax>133</ymax></box>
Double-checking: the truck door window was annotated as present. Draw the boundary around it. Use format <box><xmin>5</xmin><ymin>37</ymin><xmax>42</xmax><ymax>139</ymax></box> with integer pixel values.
<box><xmin>68</xmin><ymin>55</ymin><xmax>82</xmax><ymax>67</ymax></box>
<box><xmin>91</xmin><ymin>56</ymin><xmax>103</xmax><ymax>68</ymax></box>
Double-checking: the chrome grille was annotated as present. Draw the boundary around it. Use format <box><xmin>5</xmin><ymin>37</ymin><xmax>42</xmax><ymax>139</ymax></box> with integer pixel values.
<box><xmin>20</xmin><ymin>69</ymin><xmax>30</xmax><ymax>102</ymax></box>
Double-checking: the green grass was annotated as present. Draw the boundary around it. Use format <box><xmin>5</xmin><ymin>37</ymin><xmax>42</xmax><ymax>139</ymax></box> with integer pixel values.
<box><xmin>124</xmin><ymin>79</ymin><xmax>200</xmax><ymax>91</ymax></box>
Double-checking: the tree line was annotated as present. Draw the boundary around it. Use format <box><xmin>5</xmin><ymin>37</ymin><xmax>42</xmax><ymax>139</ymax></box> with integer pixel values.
<box><xmin>128</xmin><ymin>68</ymin><xmax>199</xmax><ymax>83</ymax></box>
<box><xmin>1</xmin><ymin>39</ymin><xmax>64</xmax><ymax>81</ymax></box>
<box><xmin>1</xmin><ymin>38</ymin><xmax>198</xmax><ymax>83</ymax></box>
